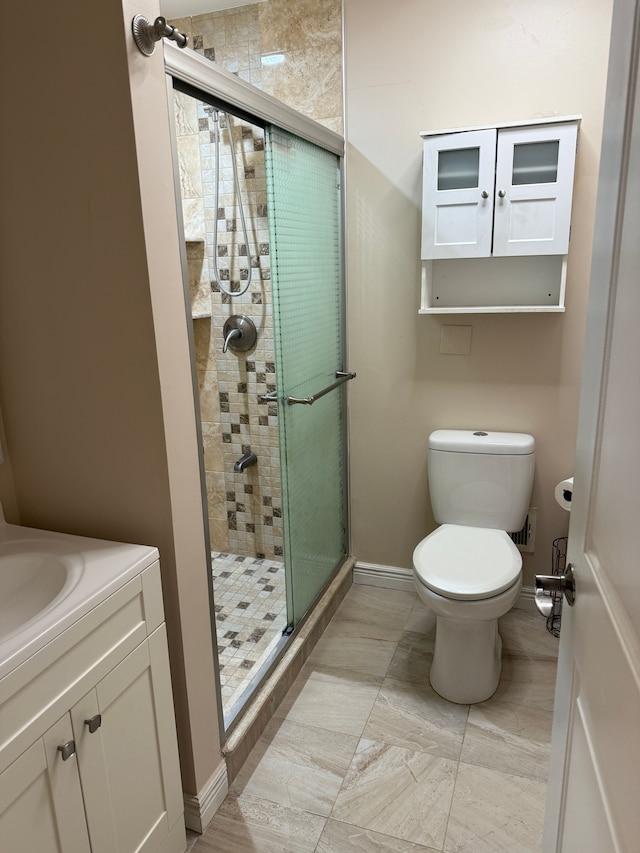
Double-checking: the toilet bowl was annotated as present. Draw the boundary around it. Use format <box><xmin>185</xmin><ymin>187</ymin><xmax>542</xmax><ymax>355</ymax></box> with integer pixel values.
<box><xmin>412</xmin><ymin>430</ymin><xmax>535</xmax><ymax>704</ymax></box>
<box><xmin>413</xmin><ymin>524</ymin><xmax>522</xmax><ymax>703</ymax></box>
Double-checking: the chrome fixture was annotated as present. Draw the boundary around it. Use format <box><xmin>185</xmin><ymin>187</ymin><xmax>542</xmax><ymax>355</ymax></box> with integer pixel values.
<box><xmin>132</xmin><ymin>15</ymin><xmax>188</xmax><ymax>56</ymax></box>
<box><xmin>286</xmin><ymin>371</ymin><xmax>356</xmax><ymax>406</ymax></box>
<box><xmin>234</xmin><ymin>450</ymin><xmax>258</xmax><ymax>473</ymax></box>
<box><xmin>222</xmin><ymin>315</ymin><xmax>257</xmax><ymax>354</ymax></box>
<box><xmin>208</xmin><ymin>108</ymin><xmax>254</xmax><ymax>297</ymax></box>
<box><xmin>259</xmin><ymin>390</ymin><xmax>278</xmax><ymax>402</ymax></box>
<box><xmin>534</xmin><ymin>564</ymin><xmax>576</xmax><ymax>616</ymax></box>
<box><xmin>84</xmin><ymin>715</ymin><xmax>102</xmax><ymax>733</ymax></box>
<box><xmin>57</xmin><ymin>741</ymin><xmax>76</xmax><ymax>761</ymax></box>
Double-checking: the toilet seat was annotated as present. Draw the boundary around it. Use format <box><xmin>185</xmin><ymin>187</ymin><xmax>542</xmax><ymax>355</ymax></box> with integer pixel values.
<box><xmin>413</xmin><ymin>524</ymin><xmax>521</xmax><ymax>601</ymax></box>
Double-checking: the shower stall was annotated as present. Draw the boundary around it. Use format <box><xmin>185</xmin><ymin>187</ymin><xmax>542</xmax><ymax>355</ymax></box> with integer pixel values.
<box><xmin>166</xmin><ymin>44</ymin><xmax>350</xmax><ymax>732</ymax></box>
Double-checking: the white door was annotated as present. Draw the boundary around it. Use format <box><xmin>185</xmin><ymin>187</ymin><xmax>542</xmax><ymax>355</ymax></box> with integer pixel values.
<box><xmin>493</xmin><ymin>123</ymin><xmax>578</xmax><ymax>257</ymax></box>
<box><xmin>542</xmin><ymin>1</ymin><xmax>640</xmax><ymax>850</ymax></box>
<box><xmin>421</xmin><ymin>129</ymin><xmax>496</xmax><ymax>259</ymax></box>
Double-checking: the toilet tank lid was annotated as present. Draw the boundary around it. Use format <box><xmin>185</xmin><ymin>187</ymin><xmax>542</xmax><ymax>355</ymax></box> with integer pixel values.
<box><xmin>429</xmin><ymin>430</ymin><xmax>535</xmax><ymax>455</ymax></box>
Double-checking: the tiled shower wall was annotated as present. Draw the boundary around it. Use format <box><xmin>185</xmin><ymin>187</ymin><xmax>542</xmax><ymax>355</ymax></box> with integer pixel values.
<box><xmin>175</xmin><ymin>91</ymin><xmax>283</xmax><ymax>559</ymax></box>
<box><xmin>170</xmin><ymin>0</ymin><xmax>343</xmax><ymax>134</ymax></box>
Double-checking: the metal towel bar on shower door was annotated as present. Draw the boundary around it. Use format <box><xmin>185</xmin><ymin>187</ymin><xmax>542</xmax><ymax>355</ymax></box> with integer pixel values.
<box><xmin>286</xmin><ymin>371</ymin><xmax>356</xmax><ymax>406</ymax></box>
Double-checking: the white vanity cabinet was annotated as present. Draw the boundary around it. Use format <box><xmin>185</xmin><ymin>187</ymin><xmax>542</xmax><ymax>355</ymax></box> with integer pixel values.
<box><xmin>0</xmin><ymin>560</ymin><xmax>186</xmax><ymax>853</ymax></box>
<box><xmin>420</xmin><ymin>116</ymin><xmax>580</xmax><ymax>312</ymax></box>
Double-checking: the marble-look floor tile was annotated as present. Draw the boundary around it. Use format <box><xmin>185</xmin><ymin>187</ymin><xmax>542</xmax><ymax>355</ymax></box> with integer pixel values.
<box><xmin>492</xmin><ymin>656</ymin><xmax>558</xmax><ymax>711</ymax></box>
<box><xmin>194</xmin><ymin>792</ymin><xmax>325</xmax><ymax>852</ymax></box>
<box><xmin>386</xmin><ymin>630</ymin><xmax>435</xmax><ymax>685</ymax></box>
<box><xmin>444</xmin><ymin>762</ymin><xmax>546</xmax><ymax>853</ymax></box>
<box><xmin>363</xmin><ymin>676</ymin><xmax>468</xmax><ymax>760</ymax></box>
<box><xmin>331</xmin><ymin>739</ymin><xmax>457</xmax><ymax>848</ymax></box>
<box><xmin>325</xmin><ymin>585</ymin><xmax>418</xmax><ymax>642</ymax></box>
<box><xmin>274</xmin><ymin>663</ymin><xmax>383</xmax><ymax>736</ymax></box>
<box><xmin>500</xmin><ymin>609</ymin><xmax>559</xmax><ymax>660</ymax></box>
<box><xmin>316</xmin><ymin>818</ymin><xmax>440</xmax><ymax>852</ymax></box>
<box><xmin>461</xmin><ymin>700</ymin><xmax>552</xmax><ymax>781</ymax></box>
<box><xmin>306</xmin><ymin>633</ymin><xmax>397</xmax><ymax>677</ymax></box>
<box><xmin>231</xmin><ymin>717</ymin><xmax>358</xmax><ymax>816</ymax></box>
<box><xmin>403</xmin><ymin>605</ymin><xmax>437</xmax><ymax>636</ymax></box>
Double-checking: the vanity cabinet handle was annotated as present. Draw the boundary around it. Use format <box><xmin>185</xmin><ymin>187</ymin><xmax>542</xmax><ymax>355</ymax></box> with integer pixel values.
<box><xmin>84</xmin><ymin>714</ymin><xmax>102</xmax><ymax>734</ymax></box>
<box><xmin>57</xmin><ymin>740</ymin><xmax>76</xmax><ymax>761</ymax></box>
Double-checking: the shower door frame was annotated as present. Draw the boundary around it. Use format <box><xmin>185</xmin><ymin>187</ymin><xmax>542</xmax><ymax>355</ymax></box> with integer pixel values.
<box><xmin>164</xmin><ymin>43</ymin><xmax>351</xmax><ymax>740</ymax></box>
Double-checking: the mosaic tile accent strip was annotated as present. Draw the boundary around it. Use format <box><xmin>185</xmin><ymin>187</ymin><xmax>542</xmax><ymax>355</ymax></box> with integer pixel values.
<box><xmin>212</xmin><ymin>552</ymin><xmax>288</xmax><ymax>715</ymax></box>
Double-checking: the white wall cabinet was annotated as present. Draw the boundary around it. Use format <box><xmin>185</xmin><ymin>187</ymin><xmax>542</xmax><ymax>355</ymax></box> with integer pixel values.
<box><xmin>0</xmin><ymin>562</ymin><xmax>185</xmax><ymax>853</ymax></box>
<box><xmin>420</xmin><ymin>116</ymin><xmax>580</xmax><ymax>312</ymax></box>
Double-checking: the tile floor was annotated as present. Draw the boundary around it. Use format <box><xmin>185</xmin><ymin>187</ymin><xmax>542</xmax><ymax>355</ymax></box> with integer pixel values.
<box><xmin>192</xmin><ymin>582</ymin><xmax>559</xmax><ymax>852</ymax></box>
<box><xmin>212</xmin><ymin>552</ymin><xmax>288</xmax><ymax>715</ymax></box>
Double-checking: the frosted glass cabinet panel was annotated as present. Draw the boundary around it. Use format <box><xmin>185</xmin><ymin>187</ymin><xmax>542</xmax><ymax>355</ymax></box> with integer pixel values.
<box><xmin>437</xmin><ymin>147</ymin><xmax>481</xmax><ymax>190</ymax></box>
<box><xmin>421</xmin><ymin>119</ymin><xmax>578</xmax><ymax>260</ymax></box>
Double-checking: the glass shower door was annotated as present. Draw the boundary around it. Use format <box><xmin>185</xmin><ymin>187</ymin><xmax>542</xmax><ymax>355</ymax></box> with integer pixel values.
<box><xmin>265</xmin><ymin>126</ymin><xmax>348</xmax><ymax>627</ymax></box>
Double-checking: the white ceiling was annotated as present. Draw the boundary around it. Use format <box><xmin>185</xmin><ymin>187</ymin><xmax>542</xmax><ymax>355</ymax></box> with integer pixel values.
<box><xmin>160</xmin><ymin>0</ymin><xmax>266</xmax><ymax>19</ymax></box>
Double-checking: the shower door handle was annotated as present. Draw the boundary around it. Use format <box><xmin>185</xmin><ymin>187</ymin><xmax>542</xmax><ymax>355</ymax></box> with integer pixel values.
<box><xmin>286</xmin><ymin>371</ymin><xmax>356</xmax><ymax>406</ymax></box>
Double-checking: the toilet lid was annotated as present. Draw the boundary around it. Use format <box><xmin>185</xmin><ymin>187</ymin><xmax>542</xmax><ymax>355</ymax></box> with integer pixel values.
<box><xmin>413</xmin><ymin>524</ymin><xmax>522</xmax><ymax>601</ymax></box>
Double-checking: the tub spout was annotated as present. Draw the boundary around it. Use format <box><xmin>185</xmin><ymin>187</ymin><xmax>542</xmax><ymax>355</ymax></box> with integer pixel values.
<box><xmin>234</xmin><ymin>451</ymin><xmax>257</xmax><ymax>473</ymax></box>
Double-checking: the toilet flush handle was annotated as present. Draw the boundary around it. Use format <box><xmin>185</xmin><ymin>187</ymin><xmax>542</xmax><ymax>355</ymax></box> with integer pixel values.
<box><xmin>534</xmin><ymin>564</ymin><xmax>576</xmax><ymax>617</ymax></box>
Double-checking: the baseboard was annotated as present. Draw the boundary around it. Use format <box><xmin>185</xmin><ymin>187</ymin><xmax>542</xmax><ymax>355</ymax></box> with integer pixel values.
<box><xmin>515</xmin><ymin>585</ymin><xmax>536</xmax><ymax>610</ymax></box>
<box><xmin>183</xmin><ymin>761</ymin><xmax>229</xmax><ymax>834</ymax></box>
<box><xmin>353</xmin><ymin>561</ymin><xmax>415</xmax><ymax>591</ymax></box>
<box><xmin>354</xmin><ymin>560</ymin><xmax>536</xmax><ymax>610</ymax></box>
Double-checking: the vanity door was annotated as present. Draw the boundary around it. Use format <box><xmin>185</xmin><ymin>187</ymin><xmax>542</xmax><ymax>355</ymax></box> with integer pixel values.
<box><xmin>0</xmin><ymin>714</ymin><xmax>90</xmax><ymax>853</ymax></box>
<box><xmin>71</xmin><ymin>626</ymin><xmax>183</xmax><ymax>853</ymax></box>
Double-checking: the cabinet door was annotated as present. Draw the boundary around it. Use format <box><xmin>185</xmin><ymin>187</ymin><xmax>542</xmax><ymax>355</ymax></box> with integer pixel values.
<box><xmin>72</xmin><ymin>627</ymin><xmax>184</xmax><ymax>853</ymax></box>
<box><xmin>421</xmin><ymin>129</ymin><xmax>496</xmax><ymax>259</ymax></box>
<box><xmin>493</xmin><ymin>122</ymin><xmax>578</xmax><ymax>256</ymax></box>
<box><xmin>0</xmin><ymin>716</ymin><xmax>90</xmax><ymax>853</ymax></box>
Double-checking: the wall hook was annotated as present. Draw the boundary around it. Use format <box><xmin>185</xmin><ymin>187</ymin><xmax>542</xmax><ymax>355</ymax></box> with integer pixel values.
<box><xmin>132</xmin><ymin>15</ymin><xmax>188</xmax><ymax>57</ymax></box>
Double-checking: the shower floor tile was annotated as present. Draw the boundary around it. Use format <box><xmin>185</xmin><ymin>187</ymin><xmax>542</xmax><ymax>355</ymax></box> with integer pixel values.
<box><xmin>212</xmin><ymin>552</ymin><xmax>288</xmax><ymax>716</ymax></box>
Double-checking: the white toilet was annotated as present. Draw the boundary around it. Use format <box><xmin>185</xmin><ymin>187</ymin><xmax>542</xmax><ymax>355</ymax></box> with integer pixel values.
<box><xmin>412</xmin><ymin>429</ymin><xmax>535</xmax><ymax>704</ymax></box>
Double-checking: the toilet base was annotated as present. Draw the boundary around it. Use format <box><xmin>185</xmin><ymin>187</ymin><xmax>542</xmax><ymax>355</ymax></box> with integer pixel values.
<box><xmin>429</xmin><ymin>616</ymin><xmax>502</xmax><ymax>704</ymax></box>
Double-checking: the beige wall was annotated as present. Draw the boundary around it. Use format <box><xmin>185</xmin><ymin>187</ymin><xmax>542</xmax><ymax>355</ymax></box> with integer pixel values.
<box><xmin>0</xmin><ymin>404</ymin><xmax>18</xmax><ymax>522</ymax></box>
<box><xmin>344</xmin><ymin>0</ymin><xmax>614</xmax><ymax>585</ymax></box>
<box><xmin>0</xmin><ymin>0</ymin><xmax>224</xmax><ymax>797</ymax></box>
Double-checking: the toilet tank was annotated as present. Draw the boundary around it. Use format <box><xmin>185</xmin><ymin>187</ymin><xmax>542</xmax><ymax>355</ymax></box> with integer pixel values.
<box><xmin>428</xmin><ymin>430</ymin><xmax>535</xmax><ymax>532</ymax></box>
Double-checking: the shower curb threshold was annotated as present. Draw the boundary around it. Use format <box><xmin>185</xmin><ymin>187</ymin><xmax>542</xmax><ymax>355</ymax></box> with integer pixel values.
<box><xmin>221</xmin><ymin>556</ymin><xmax>355</xmax><ymax>783</ymax></box>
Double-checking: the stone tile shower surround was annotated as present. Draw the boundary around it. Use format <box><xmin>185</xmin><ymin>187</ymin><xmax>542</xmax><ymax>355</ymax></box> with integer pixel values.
<box><xmin>170</xmin><ymin>0</ymin><xmax>343</xmax><ymax>135</ymax></box>
<box><xmin>175</xmin><ymin>90</ymin><xmax>282</xmax><ymax>560</ymax></box>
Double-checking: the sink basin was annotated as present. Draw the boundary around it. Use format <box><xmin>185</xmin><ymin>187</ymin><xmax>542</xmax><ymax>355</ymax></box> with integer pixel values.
<box><xmin>0</xmin><ymin>508</ymin><xmax>158</xmax><ymax>680</ymax></box>
<box><xmin>0</xmin><ymin>548</ymin><xmax>76</xmax><ymax>641</ymax></box>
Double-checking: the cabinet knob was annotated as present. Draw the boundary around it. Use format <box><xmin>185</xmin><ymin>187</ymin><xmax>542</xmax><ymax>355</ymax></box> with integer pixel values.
<box><xmin>84</xmin><ymin>714</ymin><xmax>102</xmax><ymax>734</ymax></box>
<box><xmin>481</xmin><ymin>190</ymin><xmax>489</xmax><ymax>199</ymax></box>
<box><xmin>57</xmin><ymin>740</ymin><xmax>76</xmax><ymax>761</ymax></box>
<box><xmin>498</xmin><ymin>189</ymin><xmax>506</xmax><ymax>198</ymax></box>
